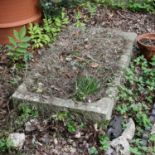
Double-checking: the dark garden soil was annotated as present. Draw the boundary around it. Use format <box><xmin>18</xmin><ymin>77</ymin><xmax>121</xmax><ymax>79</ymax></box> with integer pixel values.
<box><xmin>0</xmin><ymin>7</ymin><xmax>155</xmax><ymax>155</ymax></box>
<box><xmin>140</xmin><ymin>39</ymin><xmax>155</xmax><ymax>46</ymax></box>
<box><xmin>26</xmin><ymin>27</ymin><xmax>126</xmax><ymax>102</ymax></box>
<box><xmin>89</xmin><ymin>8</ymin><xmax>155</xmax><ymax>34</ymax></box>
<box><xmin>20</xmin><ymin>119</ymin><xmax>106</xmax><ymax>155</ymax></box>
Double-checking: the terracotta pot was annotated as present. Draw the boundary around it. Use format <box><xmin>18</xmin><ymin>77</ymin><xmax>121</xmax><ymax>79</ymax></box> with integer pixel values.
<box><xmin>0</xmin><ymin>0</ymin><xmax>41</xmax><ymax>44</ymax></box>
<box><xmin>137</xmin><ymin>33</ymin><xmax>155</xmax><ymax>60</ymax></box>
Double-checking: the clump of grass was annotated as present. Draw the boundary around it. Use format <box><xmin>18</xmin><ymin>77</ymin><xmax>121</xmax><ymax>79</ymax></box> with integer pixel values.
<box><xmin>74</xmin><ymin>75</ymin><xmax>100</xmax><ymax>101</ymax></box>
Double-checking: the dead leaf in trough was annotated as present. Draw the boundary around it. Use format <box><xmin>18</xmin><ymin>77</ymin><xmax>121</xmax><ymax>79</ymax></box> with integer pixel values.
<box><xmin>84</xmin><ymin>44</ymin><xmax>92</xmax><ymax>49</ymax></box>
<box><xmin>75</xmin><ymin>131</ymin><xmax>81</xmax><ymax>139</ymax></box>
<box><xmin>90</xmin><ymin>62</ymin><xmax>99</xmax><ymax>68</ymax></box>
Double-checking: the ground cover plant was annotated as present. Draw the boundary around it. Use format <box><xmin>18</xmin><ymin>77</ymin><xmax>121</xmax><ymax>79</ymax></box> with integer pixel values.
<box><xmin>0</xmin><ymin>0</ymin><xmax>155</xmax><ymax>154</ymax></box>
<box><xmin>115</xmin><ymin>56</ymin><xmax>155</xmax><ymax>154</ymax></box>
<box><xmin>96</xmin><ymin>0</ymin><xmax>155</xmax><ymax>13</ymax></box>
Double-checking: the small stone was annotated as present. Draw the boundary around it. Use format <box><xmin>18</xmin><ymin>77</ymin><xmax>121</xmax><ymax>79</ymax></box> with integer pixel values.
<box><xmin>151</xmin><ymin>124</ymin><xmax>155</xmax><ymax>135</ymax></box>
<box><xmin>40</xmin><ymin>134</ymin><xmax>50</xmax><ymax>144</ymax></box>
<box><xmin>25</xmin><ymin>118</ymin><xmax>40</xmax><ymax>132</ymax></box>
<box><xmin>54</xmin><ymin>138</ymin><xmax>58</xmax><ymax>145</ymax></box>
<box><xmin>8</xmin><ymin>133</ymin><xmax>25</xmax><ymax>149</ymax></box>
<box><xmin>150</xmin><ymin>116</ymin><xmax>155</xmax><ymax>122</ymax></box>
<box><xmin>94</xmin><ymin>123</ymin><xmax>98</xmax><ymax>131</ymax></box>
<box><xmin>142</xmin><ymin>133</ymin><xmax>149</xmax><ymax>139</ymax></box>
<box><xmin>122</xmin><ymin>118</ymin><xmax>135</xmax><ymax>141</ymax></box>
<box><xmin>68</xmin><ymin>139</ymin><xmax>74</xmax><ymax>144</ymax></box>
<box><xmin>65</xmin><ymin>56</ymin><xmax>72</xmax><ymax>61</ymax></box>
<box><xmin>70</xmin><ymin>147</ymin><xmax>76</xmax><ymax>153</ymax></box>
<box><xmin>151</xmin><ymin>109</ymin><xmax>155</xmax><ymax>116</ymax></box>
<box><xmin>75</xmin><ymin>131</ymin><xmax>81</xmax><ymax>139</ymax></box>
<box><xmin>72</xmin><ymin>142</ymin><xmax>76</xmax><ymax>147</ymax></box>
<box><xmin>36</xmin><ymin>82</ymin><xmax>44</xmax><ymax>93</ymax></box>
<box><xmin>106</xmin><ymin>136</ymin><xmax>130</xmax><ymax>155</ymax></box>
<box><xmin>107</xmin><ymin>116</ymin><xmax>123</xmax><ymax>140</ymax></box>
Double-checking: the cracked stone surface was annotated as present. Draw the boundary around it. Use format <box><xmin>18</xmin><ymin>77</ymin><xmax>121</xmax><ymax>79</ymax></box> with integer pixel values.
<box><xmin>12</xmin><ymin>27</ymin><xmax>137</xmax><ymax>122</ymax></box>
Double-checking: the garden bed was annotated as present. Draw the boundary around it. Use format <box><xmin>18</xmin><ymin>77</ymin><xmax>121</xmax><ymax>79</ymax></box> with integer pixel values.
<box><xmin>12</xmin><ymin>26</ymin><xmax>136</xmax><ymax>121</ymax></box>
<box><xmin>26</xmin><ymin>27</ymin><xmax>127</xmax><ymax>101</ymax></box>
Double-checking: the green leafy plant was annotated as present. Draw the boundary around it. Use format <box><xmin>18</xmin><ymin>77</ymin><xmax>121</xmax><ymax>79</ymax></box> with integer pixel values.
<box><xmin>116</xmin><ymin>56</ymin><xmax>155</xmax><ymax>133</ymax></box>
<box><xmin>66</xmin><ymin>120</ymin><xmax>77</xmax><ymax>133</ymax></box>
<box><xmin>0</xmin><ymin>137</ymin><xmax>13</xmax><ymax>152</ymax></box>
<box><xmin>88</xmin><ymin>146</ymin><xmax>98</xmax><ymax>155</ymax></box>
<box><xmin>18</xmin><ymin>104</ymin><xmax>38</xmax><ymax>119</ymax></box>
<box><xmin>129</xmin><ymin>147</ymin><xmax>142</xmax><ymax>155</ymax></box>
<box><xmin>115</xmin><ymin>56</ymin><xmax>155</xmax><ymax>154</ymax></box>
<box><xmin>95</xmin><ymin>0</ymin><xmax>155</xmax><ymax>13</ymax></box>
<box><xmin>74</xmin><ymin>11</ymin><xmax>86</xmax><ymax>28</ymax></box>
<box><xmin>43</xmin><ymin>11</ymin><xmax>69</xmax><ymax>38</ymax></box>
<box><xmin>128</xmin><ymin>0</ymin><xmax>155</xmax><ymax>12</ymax></box>
<box><xmin>149</xmin><ymin>134</ymin><xmax>155</xmax><ymax>142</ymax></box>
<box><xmin>7</xmin><ymin>26</ymin><xmax>31</xmax><ymax>62</ymax></box>
<box><xmin>82</xmin><ymin>1</ymin><xmax>97</xmax><ymax>16</ymax></box>
<box><xmin>129</xmin><ymin>138</ymin><xmax>152</xmax><ymax>155</ymax></box>
<box><xmin>29</xmin><ymin>9</ymin><xmax>69</xmax><ymax>48</ymax></box>
<box><xmin>28</xmin><ymin>23</ymin><xmax>51</xmax><ymax>49</ymax></box>
<box><xmin>14</xmin><ymin>104</ymin><xmax>38</xmax><ymax>127</ymax></box>
<box><xmin>99</xmin><ymin>135</ymin><xmax>109</xmax><ymax>151</ymax></box>
<box><xmin>115</xmin><ymin>103</ymin><xmax>129</xmax><ymax>114</ymax></box>
<box><xmin>75</xmin><ymin>75</ymin><xmax>100</xmax><ymax>101</ymax></box>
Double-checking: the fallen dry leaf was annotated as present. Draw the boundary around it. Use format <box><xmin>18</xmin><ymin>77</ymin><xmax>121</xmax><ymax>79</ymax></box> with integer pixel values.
<box><xmin>90</xmin><ymin>62</ymin><xmax>99</xmax><ymax>68</ymax></box>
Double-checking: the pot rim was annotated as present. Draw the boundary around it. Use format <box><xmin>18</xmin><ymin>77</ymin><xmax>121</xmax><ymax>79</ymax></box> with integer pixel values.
<box><xmin>0</xmin><ymin>14</ymin><xmax>41</xmax><ymax>28</ymax></box>
<box><xmin>137</xmin><ymin>33</ymin><xmax>155</xmax><ymax>48</ymax></box>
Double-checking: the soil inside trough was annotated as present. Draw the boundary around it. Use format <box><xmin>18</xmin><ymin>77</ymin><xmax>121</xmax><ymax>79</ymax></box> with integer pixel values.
<box><xmin>26</xmin><ymin>27</ymin><xmax>127</xmax><ymax>103</ymax></box>
<box><xmin>140</xmin><ymin>38</ymin><xmax>155</xmax><ymax>46</ymax></box>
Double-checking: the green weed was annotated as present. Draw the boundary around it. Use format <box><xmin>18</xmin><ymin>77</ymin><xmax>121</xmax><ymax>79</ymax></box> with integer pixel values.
<box><xmin>14</xmin><ymin>104</ymin><xmax>38</xmax><ymax>128</ymax></box>
<box><xmin>75</xmin><ymin>75</ymin><xmax>100</xmax><ymax>101</ymax></box>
